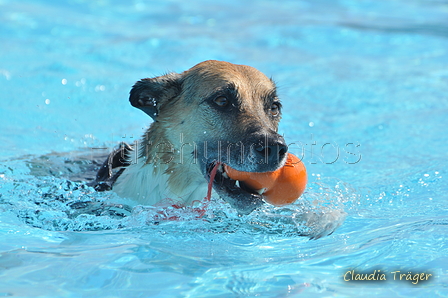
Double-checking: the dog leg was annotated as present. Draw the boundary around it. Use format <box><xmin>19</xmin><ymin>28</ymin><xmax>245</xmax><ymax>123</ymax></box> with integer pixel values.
<box><xmin>92</xmin><ymin>142</ymin><xmax>133</xmax><ymax>191</ymax></box>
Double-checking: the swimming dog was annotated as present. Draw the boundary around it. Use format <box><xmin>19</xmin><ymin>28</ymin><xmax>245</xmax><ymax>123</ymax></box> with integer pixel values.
<box><xmin>95</xmin><ymin>60</ymin><xmax>289</xmax><ymax>215</ymax></box>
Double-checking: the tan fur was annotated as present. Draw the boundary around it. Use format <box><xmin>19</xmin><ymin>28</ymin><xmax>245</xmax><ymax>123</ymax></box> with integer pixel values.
<box><xmin>113</xmin><ymin>60</ymin><xmax>284</xmax><ymax>207</ymax></box>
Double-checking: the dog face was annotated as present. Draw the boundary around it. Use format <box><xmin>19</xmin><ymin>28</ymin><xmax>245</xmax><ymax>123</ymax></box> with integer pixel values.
<box><xmin>128</xmin><ymin>60</ymin><xmax>288</xmax><ymax>214</ymax></box>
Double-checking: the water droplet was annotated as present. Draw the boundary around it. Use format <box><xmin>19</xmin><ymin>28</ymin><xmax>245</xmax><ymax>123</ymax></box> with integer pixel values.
<box><xmin>0</xmin><ymin>70</ymin><xmax>11</xmax><ymax>80</ymax></box>
<box><xmin>95</xmin><ymin>85</ymin><xmax>106</xmax><ymax>92</ymax></box>
<box><xmin>207</xmin><ymin>19</ymin><xmax>216</xmax><ymax>26</ymax></box>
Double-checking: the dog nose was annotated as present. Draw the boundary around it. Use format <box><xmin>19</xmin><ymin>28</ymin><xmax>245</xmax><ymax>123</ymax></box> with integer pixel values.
<box><xmin>254</xmin><ymin>138</ymin><xmax>288</xmax><ymax>164</ymax></box>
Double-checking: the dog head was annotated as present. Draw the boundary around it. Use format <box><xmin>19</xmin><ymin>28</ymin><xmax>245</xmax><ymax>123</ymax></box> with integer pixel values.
<box><xmin>129</xmin><ymin>60</ymin><xmax>288</xmax><ymax>214</ymax></box>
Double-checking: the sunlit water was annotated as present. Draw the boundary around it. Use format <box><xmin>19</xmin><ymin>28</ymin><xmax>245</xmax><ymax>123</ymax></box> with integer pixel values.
<box><xmin>1</xmin><ymin>0</ymin><xmax>448</xmax><ymax>297</ymax></box>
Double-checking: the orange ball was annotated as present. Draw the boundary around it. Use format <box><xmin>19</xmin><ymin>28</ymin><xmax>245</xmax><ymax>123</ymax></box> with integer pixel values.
<box><xmin>224</xmin><ymin>153</ymin><xmax>307</xmax><ymax>206</ymax></box>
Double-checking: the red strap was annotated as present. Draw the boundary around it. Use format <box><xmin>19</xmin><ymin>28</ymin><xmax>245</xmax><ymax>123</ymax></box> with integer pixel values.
<box><xmin>205</xmin><ymin>161</ymin><xmax>220</xmax><ymax>202</ymax></box>
<box><xmin>196</xmin><ymin>161</ymin><xmax>221</xmax><ymax>218</ymax></box>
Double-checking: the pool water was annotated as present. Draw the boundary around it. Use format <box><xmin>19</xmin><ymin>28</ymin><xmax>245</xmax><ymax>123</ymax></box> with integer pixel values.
<box><xmin>1</xmin><ymin>0</ymin><xmax>448</xmax><ymax>297</ymax></box>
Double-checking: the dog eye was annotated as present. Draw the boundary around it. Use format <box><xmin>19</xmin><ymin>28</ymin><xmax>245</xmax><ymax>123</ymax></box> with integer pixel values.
<box><xmin>270</xmin><ymin>103</ymin><xmax>280</xmax><ymax>116</ymax></box>
<box><xmin>214</xmin><ymin>96</ymin><xmax>229</xmax><ymax>107</ymax></box>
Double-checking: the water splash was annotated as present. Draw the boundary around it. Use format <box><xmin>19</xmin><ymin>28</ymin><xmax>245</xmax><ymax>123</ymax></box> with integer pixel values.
<box><xmin>0</xmin><ymin>153</ymin><xmax>359</xmax><ymax>239</ymax></box>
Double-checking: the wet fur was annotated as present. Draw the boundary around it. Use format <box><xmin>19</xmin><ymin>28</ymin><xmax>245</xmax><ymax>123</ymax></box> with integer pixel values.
<box><xmin>109</xmin><ymin>61</ymin><xmax>287</xmax><ymax>210</ymax></box>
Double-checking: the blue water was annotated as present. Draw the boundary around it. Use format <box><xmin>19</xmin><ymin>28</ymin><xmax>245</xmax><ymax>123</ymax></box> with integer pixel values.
<box><xmin>1</xmin><ymin>0</ymin><xmax>448</xmax><ymax>297</ymax></box>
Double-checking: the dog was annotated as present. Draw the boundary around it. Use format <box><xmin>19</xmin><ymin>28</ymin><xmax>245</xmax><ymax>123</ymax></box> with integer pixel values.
<box><xmin>94</xmin><ymin>60</ymin><xmax>289</xmax><ymax>215</ymax></box>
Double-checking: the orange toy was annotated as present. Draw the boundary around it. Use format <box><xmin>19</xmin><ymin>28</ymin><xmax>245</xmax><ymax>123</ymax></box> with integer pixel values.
<box><xmin>224</xmin><ymin>153</ymin><xmax>307</xmax><ymax>206</ymax></box>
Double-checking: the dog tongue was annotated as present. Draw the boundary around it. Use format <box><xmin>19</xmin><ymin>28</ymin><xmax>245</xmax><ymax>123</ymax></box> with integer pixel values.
<box><xmin>224</xmin><ymin>153</ymin><xmax>307</xmax><ymax>206</ymax></box>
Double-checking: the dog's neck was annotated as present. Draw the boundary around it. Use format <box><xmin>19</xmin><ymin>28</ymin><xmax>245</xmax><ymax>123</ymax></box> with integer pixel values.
<box><xmin>112</xmin><ymin>127</ymin><xmax>210</xmax><ymax>206</ymax></box>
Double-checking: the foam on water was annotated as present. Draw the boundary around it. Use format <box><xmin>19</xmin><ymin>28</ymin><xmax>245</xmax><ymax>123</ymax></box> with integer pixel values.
<box><xmin>0</xmin><ymin>154</ymin><xmax>354</xmax><ymax>237</ymax></box>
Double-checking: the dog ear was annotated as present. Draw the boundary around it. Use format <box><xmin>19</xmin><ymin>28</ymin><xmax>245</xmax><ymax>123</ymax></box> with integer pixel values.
<box><xmin>129</xmin><ymin>73</ymin><xmax>182</xmax><ymax>120</ymax></box>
